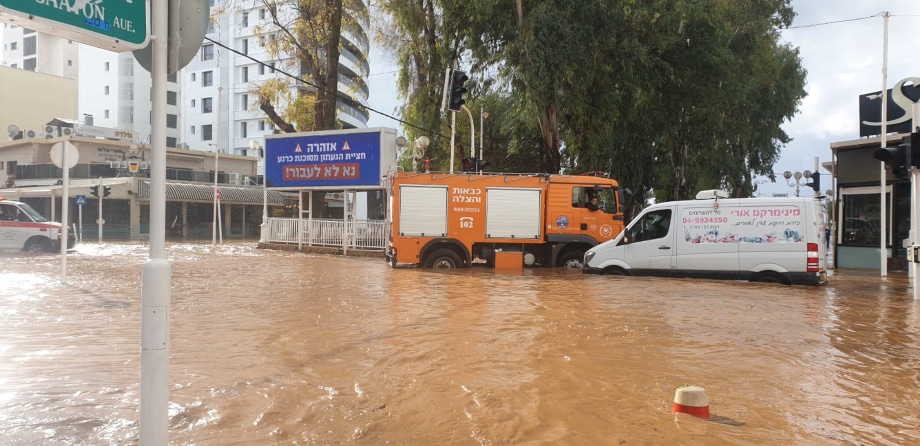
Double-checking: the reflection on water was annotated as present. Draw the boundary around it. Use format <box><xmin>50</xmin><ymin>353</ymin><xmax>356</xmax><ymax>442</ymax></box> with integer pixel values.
<box><xmin>1</xmin><ymin>243</ymin><xmax>920</xmax><ymax>445</ymax></box>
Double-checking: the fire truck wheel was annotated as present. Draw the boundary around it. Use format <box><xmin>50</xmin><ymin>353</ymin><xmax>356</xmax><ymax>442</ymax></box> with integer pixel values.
<box><xmin>24</xmin><ymin>238</ymin><xmax>51</xmax><ymax>254</ymax></box>
<box><xmin>557</xmin><ymin>251</ymin><xmax>585</xmax><ymax>269</ymax></box>
<box><xmin>425</xmin><ymin>249</ymin><xmax>463</xmax><ymax>269</ymax></box>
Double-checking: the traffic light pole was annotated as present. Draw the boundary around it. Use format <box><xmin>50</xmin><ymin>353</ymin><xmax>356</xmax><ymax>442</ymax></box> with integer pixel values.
<box><xmin>97</xmin><ymin>177</ymin><xmax>103</xmax><ymax>242</ymax></box>
<box><xmin>449</xmin><ymin>111</ymin><xmax>456</xmax><ymax>173</ymax></box>
<box><xmin>912</xmin><ymin>103</ymin><xmax>919</xmax><ymax>300</ymax></box>
<box><xmin>461</xmin><ymin>105</ymin><xmax>476</xmax><ymax>172</ymax></box>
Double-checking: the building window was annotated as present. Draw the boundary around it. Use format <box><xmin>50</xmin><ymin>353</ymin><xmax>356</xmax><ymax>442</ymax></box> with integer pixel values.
<box><xmin>105</xmin><ymin>86</ymin><xmax>110</xmax><ymax>95</ymax></box>
<box><xmin>202</xmin><ymin>71</ymin><xmax>213</xmax><ymax>87</ymax></box>
<box><xmin>201</xmin><ymin>44</ymin><xmax>214</xmax><ymax>61</ymax></box>
<box><xmin>105</xmin><ymin>61</ymin><xmax>110</xmax><ymax>71</ymax></box>
<box><xmin>67</xmin><ymin>60</ymin><xmax>72</xmax><ymax>66</ymax></box>
<box><xmin>23</xmin><ymin>58</ymin><xmax>36</xmax><ymax>71</ymax></box>
<box><xmin>241</xmin><ymin>38</ymin><xmax>248</xmax><ymax>55</ymax></box>
<box><xmin>191</xmin><ymin>98</ymin><xmax>196</xmax><ymax>108</ymax></box>
<box><xmin>241</xmin><ymin>66</ymin><xmax>248</xmax><ymax>83</ymax></box>
<box><xmin>10</xmin><ymin>42</ymin><xmax>16</xmax><ymax>50</ymax></box>
<box><xmin>269</xmin><ymin>61</ymin><xmax>275</xmax><ymax>73</ymax></box>
<box><xmin>104</xmin><ymin>110</ymin><xmax>110</xmax><ymax>119</ymax></box>
<box><xmin>191</xmin><ymin>72</ymin><xmax>196</xmax><ymax>82</ymax></box>
<box><xmin>167</xmin><ymin>72</ymin><xmax>177</xmax><ymax>83</ymax></box>
<box><xmin>167</xmin><ymin>114</ymin><xmax>178</xmax><ymax>129</ymax></box>
<box><xmin>260</xmin><ymin>8</ymin><xmax>266</xmax><ymax>19</ymax></box>
<box><xmin>841</xmin><ymin>188</ymin><xmax>887</xmax><ymax>246</ymax></box>
<box><xmin>23</xmin><ymin>36</ymin><xmax>36</xmax><ymax>56</ymax></box>
<box><xmin>259</xmin><ymin>63</ymin><xmax>265</xmax><ymax>75</ymax></box>
<box><xmin>167</xmin><ymin>137</ymin><xmax>177</xmax><ymax>148</ymax></box>
<box><xmin>202</xmin><ymin>124</ymin><xmax>213</xmax><ymax>141</ymax></box>
<box><xmin>190</xmin><ymin>126</ymin><xmax>196</xmax><ymax>134</ymax></box>
<box><xmin>167</xmin><ymin>91</ymin><xmax>177</xmax><ymax>106</ymax></box>
<box><xmin>240</xmin><ymin>121</ymin><xmax>248</xmax><ymax>138</ymax></box>
<box><xmin>241</xmin><ymin>94</ymin><xmax>248</xmax><ymax>110</ymax></box>
<box><xmin>259</xmin><ymin>121</ymin><xmax>265</xmax><ymax>131</ymax></box>
<box><xmin>202</xmin><ymin>97</ymin><xmax>213</xmax><ymax>113</ymax></box>
<box><xmin>241</xmin><ymin>12</ymin><xmax>248</xmax><ymax>27</ymax></box>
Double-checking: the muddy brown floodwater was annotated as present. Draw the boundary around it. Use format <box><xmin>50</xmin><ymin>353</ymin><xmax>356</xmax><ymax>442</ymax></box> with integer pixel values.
<box><xmin>1</xmin><ymin>242</ymin><xmax>920</xmax><ymax>445</ymax></box>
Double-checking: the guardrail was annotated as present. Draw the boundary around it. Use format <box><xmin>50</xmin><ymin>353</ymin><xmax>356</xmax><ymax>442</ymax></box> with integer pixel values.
<box><xmin>265</xmin><ymin>218</ymin><xmax>388</xmax><ymax>251</ymax></box>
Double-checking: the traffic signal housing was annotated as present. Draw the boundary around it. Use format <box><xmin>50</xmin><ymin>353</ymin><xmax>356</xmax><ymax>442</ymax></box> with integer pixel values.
<box><xmin>90</xmin><ymin>185</ymin><xmax>99</xmax><ymax>197</ymax></box>
<box><xmin>103</xmin><ymin>185</ymin><xmax>112</xmax><ymax>198</ymax></box>
<box><xmin>873</xmin><ymin>138</ymin><xmax>911</xmax><ymax>179</ymax></box>
<box><xmin>447</xmin><ymin>70</ymin><xmax>468</xmax><ymax>112</ymax></box>
<box><xmin>806</xmin><ymin>171</ymin><xmax>821</xmax><ymax>194</ymax></box>
<box><xmin>461</xmin><ymin>157</ymin><xmax>489</xmax><ymax>173</ymax></box>
<box><xmin>461</xmin><ymin>157</ymin><xmax>476</xmax><ymax>172</ymax></box>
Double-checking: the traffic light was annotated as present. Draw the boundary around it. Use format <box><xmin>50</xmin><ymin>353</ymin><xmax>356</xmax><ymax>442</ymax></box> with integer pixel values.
<box><xmin>806</xmin><ymin>171</ymin><xmax>821</xmax><ymax>194</ymax></box>
<box><xmin>461</xmin><ymin>157</ymin><xmax>489</xmax><ymax>173</ymax></box>
<box><xmin>461</xmin><ymin>157</ymin><xmax>476</xmax><ymax>172</ymax></box>
<box><xmin>103</xmin><ymin>185</ymin><xmax>112</xmax><ymax>198</ymax></box>
<box><xmin>873</xmin><ymin>139</ymin><xmax>910</xmax><ymax>179</ymax></box>
<box><xmin>90</xmin><ymin>185</ymin><xmax>99</xmax><ymax>197</ymax></box>
<box><xmin>447</xmin><ymin>69</ymin><xmax>468</xmax><ymax>112</ymax></box>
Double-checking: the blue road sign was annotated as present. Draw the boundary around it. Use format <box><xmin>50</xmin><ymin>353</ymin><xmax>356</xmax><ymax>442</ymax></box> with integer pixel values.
<box><xmin>76</xmin><ymin>195</ymin><xmax>87</xmax><ymax>206</ymax></box>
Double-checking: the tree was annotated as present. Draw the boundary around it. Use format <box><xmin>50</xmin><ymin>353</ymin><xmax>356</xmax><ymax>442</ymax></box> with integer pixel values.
<box><xmin>252</xmin><ymin>0</ymin><xmax>365</xmax><ymax>132</ymax></box>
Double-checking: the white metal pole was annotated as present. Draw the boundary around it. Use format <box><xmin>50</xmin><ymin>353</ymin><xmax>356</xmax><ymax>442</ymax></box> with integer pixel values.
<box><xmin>60</xmin><ymin>145</ymin><xmax>68</xmax><ymax>284</ymax></box>
<box><xmin>879</xmin><ymin>11</ymin><xmax>889</xmax><ymax>277</ymax></box>
<box><xmin>462</xmin><ymin>105</ymin><xmax>475</xmax><ymax>171</ymax></box>
<box><xmin>262</xmin><ymin>149</ymin><xmax>268</xmax><ymax>244</ymax></box>
<box><xmin>912</xmin><ymin>102</ymin><xmax>919</xmax><ymax>299</ymax></box>
<box><xmin>212</xmin><ymin>87</ymin><xmax>222</xmax><ymax>245</ymax></box>
<box><xmin>479</xmin><ymin>106</ymin><xmax>485</xmax><ymax>162</ymax></box>
<box><xmin>140</xmin><ymin>0</ymin><xmax>172</xmax><ymax>442</ymax></box>
<box><xmin>78</xmin><ymin>202</ymin><xmax>83</xmax><ymax>243</ymax></box>
<box><xmin>97</xmin><ymin>177</ymin><xmax>103</xmax><ymax>242</ymax></box>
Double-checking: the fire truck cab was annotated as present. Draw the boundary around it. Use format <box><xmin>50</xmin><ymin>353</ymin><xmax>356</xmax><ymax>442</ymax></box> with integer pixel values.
<box><xmin>0</xmin><ymin>197</ymin><xmax>76</xmax><ymax>253</ymax></box>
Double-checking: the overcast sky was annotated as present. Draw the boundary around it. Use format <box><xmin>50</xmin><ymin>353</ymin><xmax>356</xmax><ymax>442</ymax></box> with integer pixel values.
<box><xmin>366</xmin><ymin>1</ymin><xmax>920</xmax><ymax>198</ymax></box>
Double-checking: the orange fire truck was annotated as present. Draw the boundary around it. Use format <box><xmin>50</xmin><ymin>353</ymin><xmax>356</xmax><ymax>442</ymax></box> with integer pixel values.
<box><xmin>385</xmin><ymin>172</ymin><xmax>627</xmax><ymax>269</ymax></box>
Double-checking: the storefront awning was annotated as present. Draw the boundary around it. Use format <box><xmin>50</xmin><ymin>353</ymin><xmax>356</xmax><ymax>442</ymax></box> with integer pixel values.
<box><xmin>138</xmin><ymin>181</ymin><xmax>286</xmax><ymax>205</ymax></box>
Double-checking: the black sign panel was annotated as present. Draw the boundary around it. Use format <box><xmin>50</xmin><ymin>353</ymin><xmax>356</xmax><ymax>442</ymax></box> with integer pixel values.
<box><xmin>859</xmin><ymin>79</ymin><xmax>920</xmax><ymax>137</ymax></box>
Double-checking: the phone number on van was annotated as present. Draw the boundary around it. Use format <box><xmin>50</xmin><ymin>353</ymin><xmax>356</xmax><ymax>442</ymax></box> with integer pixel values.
<box><xmin>683</xmin><ymin>217</ymin><xmax>728</xmax><ymax>224</ymax></box>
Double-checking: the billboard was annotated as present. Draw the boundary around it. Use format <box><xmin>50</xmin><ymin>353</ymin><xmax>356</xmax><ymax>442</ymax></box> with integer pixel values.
<box><xmin>264</xmin><ymin>128</ymin><xmax>399</xmax><ymax>189</ymax></box>
<box><xmin>859</xmin><ymin>77</ymin><xmax>920</xmax><ymax>137</ymax></box>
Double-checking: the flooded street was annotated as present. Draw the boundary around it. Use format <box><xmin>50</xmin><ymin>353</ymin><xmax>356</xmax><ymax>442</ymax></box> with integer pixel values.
<box><xmin>2</xmin><ymin>243</ymin><xmax>920</xmax><ymax>445</ymax></box>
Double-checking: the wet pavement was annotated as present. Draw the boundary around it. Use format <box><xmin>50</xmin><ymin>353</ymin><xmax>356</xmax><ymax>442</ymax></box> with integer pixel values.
<box><xmin>1</xmin><ymin>242</ymin><xmax>919</xmax><ymax>445</ymax></box>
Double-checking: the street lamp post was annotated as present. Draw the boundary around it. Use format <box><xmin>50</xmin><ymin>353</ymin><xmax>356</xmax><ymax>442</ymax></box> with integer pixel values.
<box><xmin>783</xmin><ymin>170</ymin><xmax>812</xmax><ymax>197</ymax></box>
<box><xmin>250</xmin><ymin>140</ymin><xmax>267</xmax><ymax>243</ymax></box>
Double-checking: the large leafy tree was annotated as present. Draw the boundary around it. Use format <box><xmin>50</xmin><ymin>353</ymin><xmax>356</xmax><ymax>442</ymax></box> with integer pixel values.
<box><xmin>252</xmin><ymin>0</ymin><xmax>365</xmax><ymax>132</ymax></box>
<box><xmin>376</xmin><ymin>0</ymin><xmax>806</xmax><ymax>208</ymax></box>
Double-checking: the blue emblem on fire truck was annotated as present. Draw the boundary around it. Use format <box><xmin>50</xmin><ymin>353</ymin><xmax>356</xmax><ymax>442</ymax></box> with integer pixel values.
<box><xmin>556</xmin><ymin>215</ymin><xmax>569</xmax><ymax>229</ymax></box>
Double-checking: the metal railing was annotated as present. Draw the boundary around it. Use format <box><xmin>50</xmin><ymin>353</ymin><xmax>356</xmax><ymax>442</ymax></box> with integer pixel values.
<box><xmin>265</xmin><ymin>218</ymin><xmax>388</xmax><ymax>251</ymax></box>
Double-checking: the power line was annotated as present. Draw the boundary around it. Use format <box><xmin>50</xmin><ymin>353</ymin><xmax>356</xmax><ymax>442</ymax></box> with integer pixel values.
<box><xmin>202</xmin><ymin>36</ymin><xmax>436</xmax><ymax>136</ymax></box>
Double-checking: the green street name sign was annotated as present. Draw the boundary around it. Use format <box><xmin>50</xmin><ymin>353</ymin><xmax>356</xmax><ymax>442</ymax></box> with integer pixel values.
<box><xmin>0</xmin><ymin>0</ymin><xmax>149</xmax><ymax>52</ymax></box>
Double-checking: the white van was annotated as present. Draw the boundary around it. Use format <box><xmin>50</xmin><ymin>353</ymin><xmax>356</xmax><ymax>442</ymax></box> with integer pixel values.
<box><xmin>583</xmin><ymin>190</ymin><xmax>828</xmax><ymax>286</ymax></box>
<box><xmin>0</xmin><ymin>197</ymin><xmax>76</xmax><ymax>253</ymax></box>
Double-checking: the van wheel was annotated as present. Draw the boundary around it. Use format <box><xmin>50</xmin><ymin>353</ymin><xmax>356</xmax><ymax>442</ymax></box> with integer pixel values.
<box><xmin>24</xmin><ymin>238</ymin><xmax>51</xmax><ymax>254</ymax></box>
<box><xmin>425</xmin><ymin>249</ymin><xmax>463</xmax><ymax>269</ymax></box>
<box><xmin>603</xmin><ymin>267</ymin><xmax>627</xmax><ymax>276</ymax></box>
<box><xmin>557</xmin><ymin>251</ymin><xmax>585</xmax><ymax>269</ymax></box>
<box><xmin>753</xmin><ymin>273</ymin><xmax>789</xmax><ymax>285</ymax></box>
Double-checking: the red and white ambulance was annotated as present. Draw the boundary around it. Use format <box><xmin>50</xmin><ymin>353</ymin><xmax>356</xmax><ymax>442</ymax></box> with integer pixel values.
<box><xmin>0</xmin><ymin>197</ymin><xmax>76</xmax><ymax>253</ymax></box>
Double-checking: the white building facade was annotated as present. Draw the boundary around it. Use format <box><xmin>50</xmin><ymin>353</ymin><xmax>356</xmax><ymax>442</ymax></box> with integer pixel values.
<box><xmin>2</xmin><ymin>1</ymin><xmax>370</xmax><ymax>176</ymax></box>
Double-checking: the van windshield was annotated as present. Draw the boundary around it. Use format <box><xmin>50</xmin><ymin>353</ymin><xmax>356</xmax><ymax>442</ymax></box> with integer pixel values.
<box><xmin>17</xmin><ymin>203</ymin><xmax>48</xmax><ymax>222</ymax></box>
